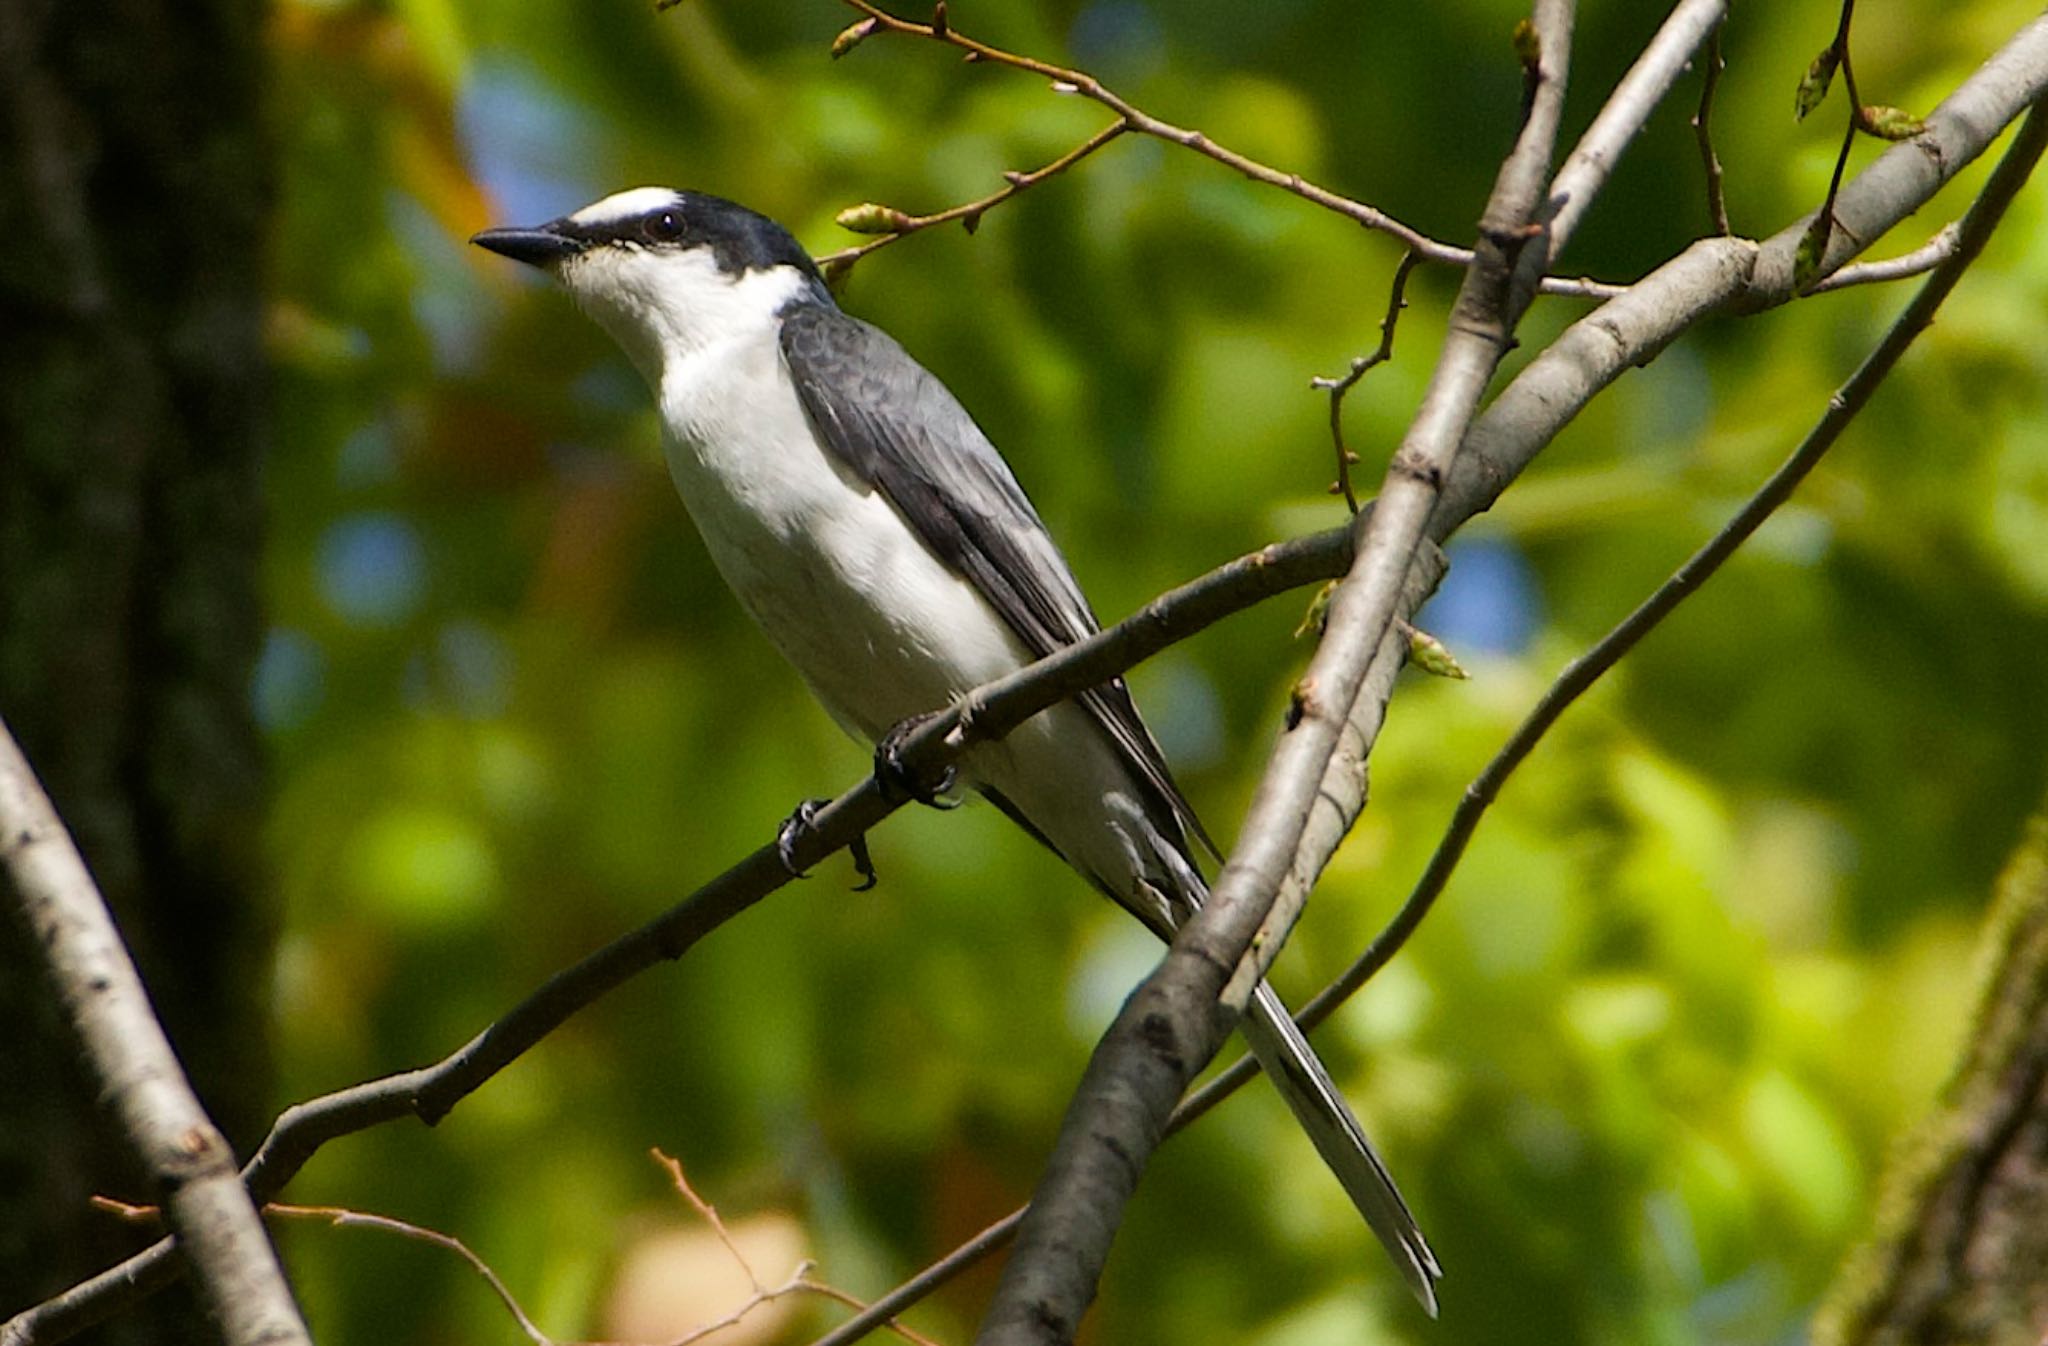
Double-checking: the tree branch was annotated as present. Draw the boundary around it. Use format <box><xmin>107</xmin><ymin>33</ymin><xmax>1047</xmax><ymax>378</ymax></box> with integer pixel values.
<box><xmin>1693</xmin><ymin>19</ymin><xmax>1732</xmax><ymax>234</ymax></box>
<box><xmin>1340</xmin><ymin>91</ymin><xmax>2048</xmax><ymax>1051</ymax></box>
<box><xmin>805</xmin><ymin>16</ymin><xmax>2048</xmax><ymax>1344</ymax></box>
<box><xmin>1311</xmin><ymin>251</ymin><xmax>1421</xmax><ymax>513</ymax></box>
<box><xmin>972</xmin><ymin>6</ymin><xmax>1576</xmax><ymax>1342</ymax></box>
<box><xmin>0</xmin><ymin>723</ymin><xmax>311</xmax><ymax>1346</ymax></box>
<box><xmin>1439</xmin><ymin>13</ymin><xmax>2048</xmax><ymax>539</ymax></box>
<box><xmin>1</xmin><ymin>523</ymin><xmax>1361</xmax><ymax>1346</ymax></box>
<box><xmin>1547</xmin><ymin>0</ymin><xmax>1729</xmax><ymax>259</ymax></box>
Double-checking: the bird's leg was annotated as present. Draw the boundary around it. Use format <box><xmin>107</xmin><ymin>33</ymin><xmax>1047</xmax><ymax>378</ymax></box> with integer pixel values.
<box><xmin>874</xmin><ymin>711</ymin><xmax>959</xmax><ymax>809</ymax></box>
<box><xmin>777</xmin><ymin>798</ymin><xmax>879</xmax><ymax>890</ymax></box>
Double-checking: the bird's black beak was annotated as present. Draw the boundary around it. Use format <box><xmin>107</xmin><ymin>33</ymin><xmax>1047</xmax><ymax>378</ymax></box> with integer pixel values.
<box><xmin>470</xmin><ymin>223</ymin><xmax>585</xmax><ymax>268</ymax></box>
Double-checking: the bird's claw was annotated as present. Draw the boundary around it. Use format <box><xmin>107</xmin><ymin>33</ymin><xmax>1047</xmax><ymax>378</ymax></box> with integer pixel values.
<box><xmin>848</xmin><ymin>833</ymin><xmax>878</xmax><ymax>891</ymax></box>
<box><xmin>777</xmin><ymin>798</ymin><xmax>881</xmax><ymax>891</ymax></box>
<box><xmin>777</xmin><ymin>799</ymin><xmax>828</xmax><ymax>878</ymax></box>
<box><xmin>874</xmin><ymin>713</ymin><xmax>958</xmax><ymax>808</ymax></box>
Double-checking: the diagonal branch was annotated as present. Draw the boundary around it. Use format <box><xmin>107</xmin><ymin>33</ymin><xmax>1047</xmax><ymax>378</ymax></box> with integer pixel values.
<box><xmin>0</xmin><ymin>724</ymin><xmax>313</xmax><ymax>1346</ymax></box>
<box><xmin>972</xmin><ymin>6</ymin><xmax>1576</xmax><ymax>1342</ymax></box>
<box><xmin>1325</xmin><ymin>92</ymin><xmax>2048</xmax><ymax>1058</ymax></box>
<box><xmin>803</xmin><ymin>16</ymin><xmax>2048</xmax><ymax>1346</ymax></box>
<box><xmin>1440</xmin><ymin>13</ymin><xmax>2048</xmax><ymax>539</ymax></box>
<box><xmin>0</xmin><ymin>523</ymin><xmax>1361</xmax><ymax>1346</ymax></box>
<box><xmin>1547</xmin><ymin>0</ymin><xmax>1730</xmax><ymax>259</ymax></box>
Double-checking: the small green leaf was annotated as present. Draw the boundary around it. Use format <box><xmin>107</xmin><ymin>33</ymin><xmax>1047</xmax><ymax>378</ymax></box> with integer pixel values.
<box><xmin>1294</xmin><ymin>581</ymin><xmax>1338</xmax><ymax>639</ymax></box>
<box><xmin>1860</xmin><ymin>105</ymin><xmax>1927</xmax><ymax>140</ymax></box>
<box><xmin>1406</xmin><ymin>626</ymin><xmax>1470</xmax><ymax>680</ymax></box>
<box><xmin>1795</xmin><ymin>45</ymin><xmax>1839</xmax><ymax>121</ymax></box>
<box><xmin>1511</xmin><ymin>18</ymin><xmax>1541</xmax><ymax>73</ymax></box>
<box><xmin>1793</xmin><ymin>213</ymin><xmax>1830</xmax><ymax>293</ymax></box>
<box><xmin>834</xmin><ymin>202</ymin><xmax>913</xmax><ymax>235</ymax></box>
<box><xmin>830</xmin><ymin>17</ymin><xmax>877</xmax><ymax>59</ymax></box>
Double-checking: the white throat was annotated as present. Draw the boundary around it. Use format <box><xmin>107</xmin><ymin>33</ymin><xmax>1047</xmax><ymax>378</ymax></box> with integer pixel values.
<box><xmin>558</xmin><ymin>249</ymin><xmax>815</xmax><ymax>388</ymax></box>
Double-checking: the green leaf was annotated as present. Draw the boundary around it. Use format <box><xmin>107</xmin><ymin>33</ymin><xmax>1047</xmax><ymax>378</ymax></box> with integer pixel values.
<box><xmin>1860</xmin><ymin>104</ymin><xmax>1928</xmax><ymax>140</ymax></box>
<box><xmin>1795</xmin><ymin>45</ymin><xmax>1840</xmax><ymax>121</ymax></box>
<box><xmin>1294</xmin><ymin>580</ymin><xmax>1338</xmax><ymax>638</ymax></box>
<box><xmin>1406</xmin><ymin>625</ymin><xmax>1469</xmax><ymax>680</ymax></box>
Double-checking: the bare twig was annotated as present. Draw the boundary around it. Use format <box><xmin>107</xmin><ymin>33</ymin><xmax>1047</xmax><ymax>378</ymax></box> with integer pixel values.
<box><xmin>647</xmin><ymin>1150</ymin><xmax>945</xmax><ymax>1346</ymax></box>
<box><xmin>0</xmin><ymin>724</ymin><xmax>312</xmax><ymax>1346</ymax></box>
<box><xmin>1808</xmin><ymin>222</ymin><xmax>1962</xmax><ymax>293</ymax></box>
<box><xmin>1693</xmin><ymin>20</ymin><xmax>1732</xmax><ymax>233</ymax></box>
<box><xmin>815</xmin><ymin>119</ymin><xmax>1128</xmax><ymax>280</ymax></box>
<box><xmin>653</xmin><ymin>1150</ymin><xmax>766</xmax><ymax>1293</ymax></box>
<box><xmin>1548</xmin><ymin>0</ymin><xmax>1730</xmax><ymax>259</ymax></box>
<box><xmin>283</xmin><ymin>1205</ymin><xmax>556</xmax><ymax>1346</ymax></box>
<box><xmin>1443</xmin><ymin>15</ymin><xmax>2048</xmax><ymax>533</ymax></box>
<box><xmin>1311</xmin><ymin>252</ymin><xmax>1420</xmax><ymax>513</ymax></box>
<box><xmin>1347</xmin><ymin>95</ymin><xmax>2048</xmax><ymax>1028</ymax></box>
<box><xmin>831</xmin><ymin>0</ymin><xmax>1625</xmax><ymax>300</ymax></box>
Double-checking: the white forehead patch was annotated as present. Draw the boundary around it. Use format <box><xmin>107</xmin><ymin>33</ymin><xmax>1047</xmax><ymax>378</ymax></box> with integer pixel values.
<box><xmin>569</xmin><ymin>186</ymin><xmax>685</xmax><ymax>226</ymax></box>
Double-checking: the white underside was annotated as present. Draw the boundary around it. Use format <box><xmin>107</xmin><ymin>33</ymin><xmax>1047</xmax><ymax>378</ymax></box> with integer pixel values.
<box><xmin>626</xmin><ymin>268</ymin><xmax>1160</xmax><ymax>901</ymax></box>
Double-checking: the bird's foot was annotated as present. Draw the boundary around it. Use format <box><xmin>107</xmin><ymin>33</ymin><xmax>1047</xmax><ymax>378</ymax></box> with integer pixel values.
<box><xmin>777</xmin><ymin>798</ymin><xmax>880</xmax><ymax>891</ymax></box>
<box><xmin>874</xmin><ymin>713</ymin><xmax>958</xmax><ymax>809</ymax></box>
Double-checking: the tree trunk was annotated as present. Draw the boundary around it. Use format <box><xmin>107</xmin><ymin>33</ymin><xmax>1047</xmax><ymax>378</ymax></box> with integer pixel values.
<box><xmin>0</xmin><ymin>0</ymin><xmax>273</xmax><ymax>1338</ymax></box>
<box><xmin>1815</xmin><ymin>789</ymin><xmax>2048</xmax><ymax>1346</ymax></box>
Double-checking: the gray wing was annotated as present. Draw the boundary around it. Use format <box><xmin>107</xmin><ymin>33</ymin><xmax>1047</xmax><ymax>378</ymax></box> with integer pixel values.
<box><xmin>778</xmin><ymin>301</ymin><xmax>1215</xmax><ymax>859</ymax></box>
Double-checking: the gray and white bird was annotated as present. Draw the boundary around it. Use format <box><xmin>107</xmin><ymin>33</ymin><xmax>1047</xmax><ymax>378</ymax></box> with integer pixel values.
<box><xmin>473</xmin><ymin>187</ymin><xmax>1440</xmax><ymax>1311</ymax></box>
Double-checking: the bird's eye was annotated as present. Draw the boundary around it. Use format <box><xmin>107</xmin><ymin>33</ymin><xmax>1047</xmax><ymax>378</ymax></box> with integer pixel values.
<box><xmin>646</xmin><ymin>210</ymin><xmax>684</xmax><ymax>243</ymax></box>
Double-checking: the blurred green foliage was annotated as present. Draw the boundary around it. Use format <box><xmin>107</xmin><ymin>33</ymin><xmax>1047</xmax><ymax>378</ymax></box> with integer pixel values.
<box><xmin>258</xmin><ymin>1</ymin><xmax>2048</xmax><ymax>1342</ymax></box>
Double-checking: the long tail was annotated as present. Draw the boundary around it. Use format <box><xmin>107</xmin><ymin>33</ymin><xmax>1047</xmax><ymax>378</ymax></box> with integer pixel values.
<box><xmin>1239</xmin><ymin>979</ymin><xmax>1442</xmax><ymax>1315</ymax></box>
<box><xmin>1125</xmin><ymin>819</ymin><xmax>1442</xmax><ymax>1311</ymax></box>
<box><xmin>990</xmin><ymin>788</ymin><xmax>1443</xmax><ymax>1310</ymax></box>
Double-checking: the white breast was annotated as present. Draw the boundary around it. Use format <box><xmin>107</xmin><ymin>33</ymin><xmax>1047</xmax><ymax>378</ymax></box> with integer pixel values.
<box><xmin>656</xmin><ymin>303</ymin><xmax>1036</xmax><ymax>744</ymax></box>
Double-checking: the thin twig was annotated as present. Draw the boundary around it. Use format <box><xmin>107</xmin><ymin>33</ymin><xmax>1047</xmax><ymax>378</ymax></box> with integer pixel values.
<box><xmin>1334</xmin><ymin>87</ymin><xmax>2048</xmax><ymax>1077</ymax></box>
<box><xmin>815</xmin><ymin>119</ymin><xmax>1128</xmax><ymax>280</ymax></box>
<box><xmin>1808</xmin><ymin>221</ymin><xmax>1961</xmax><ymax>293</ymax></box>
<box><xmin>1312</xmin><ymin>251</ymin><xmax>1420</xmax><ymax>513</ymax></box>
<box><xmin>1547</xmin><ymin>0</ymin><xmax>1730</xmax><ymax>259</ymax></box>
<box><xmin>1800</xmin><ymin>0</ymin><xmax>1865</xmax><ymax>285</ymax></box>
<box><xmin>93</xmin><ymin>1174</ymin><xmax>953</xmax><ymax>1346</ymax></box>
<box><xmin>833</xmin><ymin>0</ymin><xmax>1625</xmax><ymax>300</ymax></box>
<box><xmin>652</xmin><ymin>1150</ymin><xmax>767</xmax><ymax>1294</ymax></box>
<box><xmin>1693</xmin><ymin>20</ymin><xmax>1731</xmax><ymax>234</ymax></box>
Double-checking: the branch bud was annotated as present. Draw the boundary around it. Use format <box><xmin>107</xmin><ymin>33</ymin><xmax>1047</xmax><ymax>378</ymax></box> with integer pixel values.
<box><xmin>830</xmin><ymin>18</ymin><xmax>878</xmax><ymax>58</ymax></box>
<box><xmin>1405</xmin><ymin>626</ymin><xmax>1469</xmax><ymax>680</ymax></box>
<box><xmin>835</xmin><ymin>202</ymin><xmax>914</xmax><ymax>235</ymax></box>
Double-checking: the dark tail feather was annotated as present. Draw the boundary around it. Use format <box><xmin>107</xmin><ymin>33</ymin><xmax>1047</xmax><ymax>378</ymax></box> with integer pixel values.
<box><xmin>1240</xmin><ymin>980</ymin><xmax>1441</xmax><ymax>1315</ymax></box>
